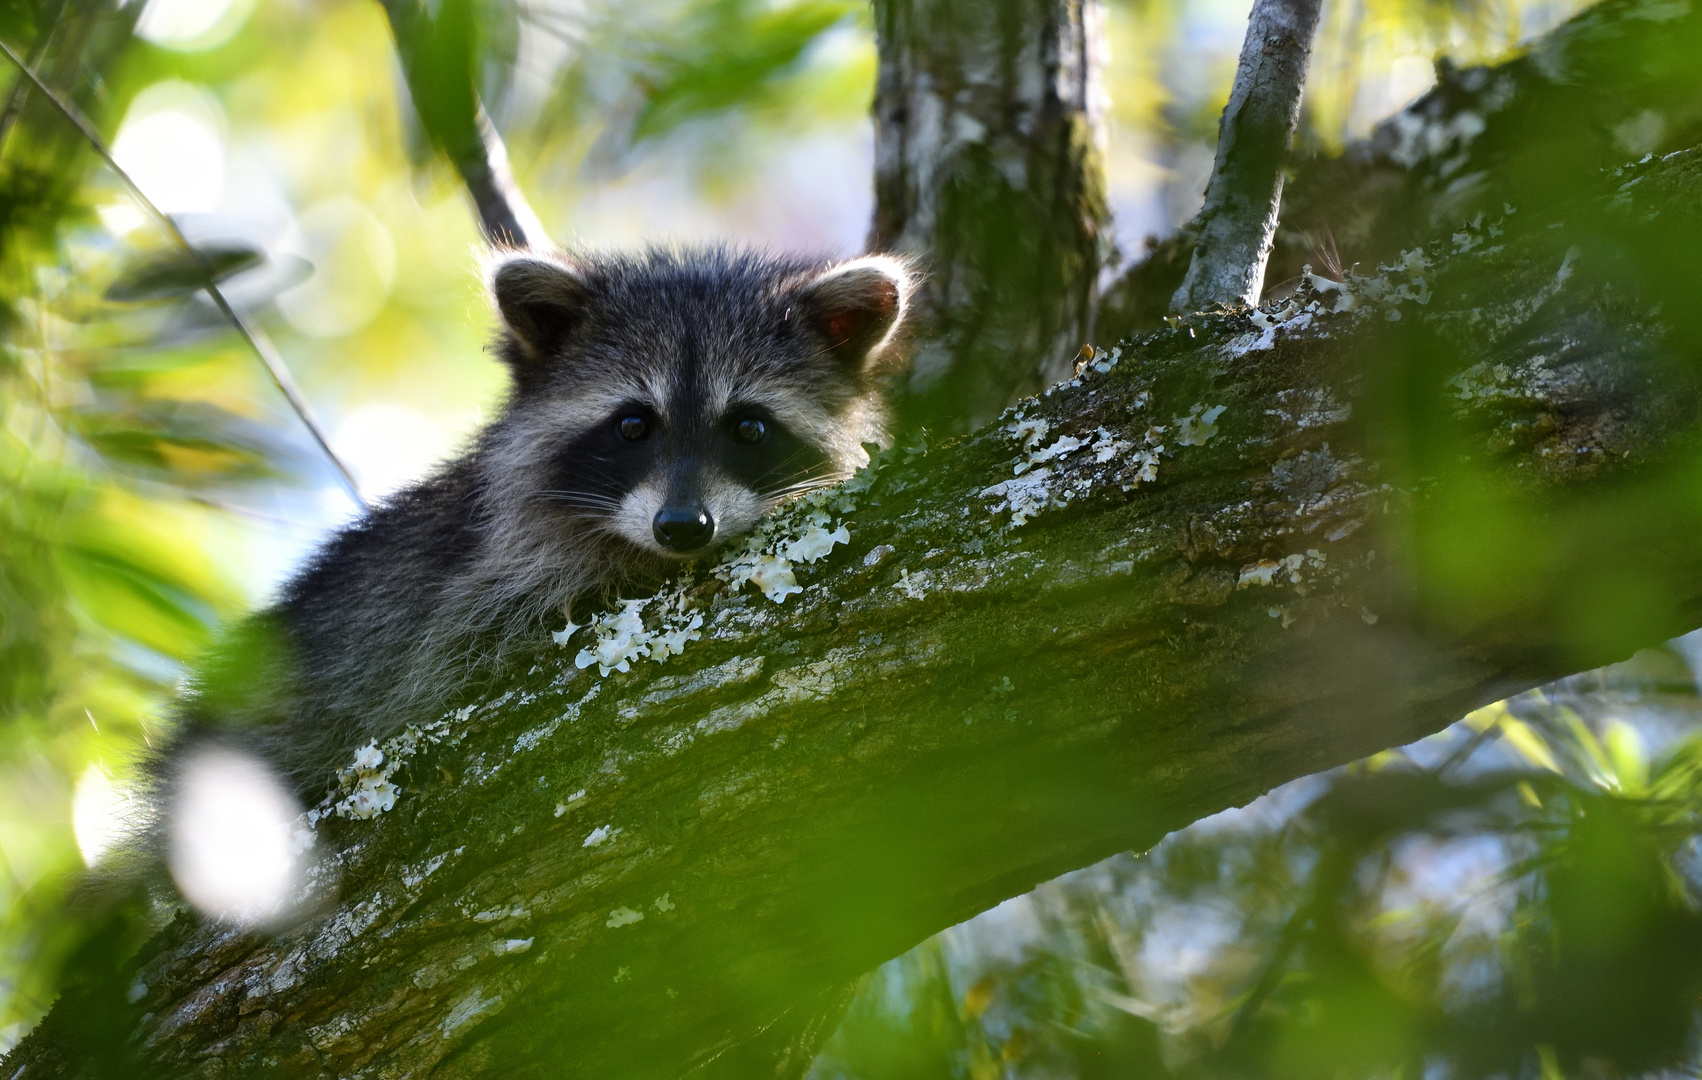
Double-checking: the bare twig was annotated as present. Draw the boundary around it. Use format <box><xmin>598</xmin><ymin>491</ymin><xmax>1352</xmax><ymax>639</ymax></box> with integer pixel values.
<box><xmin>377</xmin><ymin>0</ymin><xmax>547</xmax><ymax>249</ymax></box>
<box><xmin>1170</xmin><ymin>0</ymin><xmax>1324</xmax><ymax>313</ymax></box>
<box><xmin>0</xmin><ymin>38</ymin><xmax>368</xmax><ymax>510</ymax></box>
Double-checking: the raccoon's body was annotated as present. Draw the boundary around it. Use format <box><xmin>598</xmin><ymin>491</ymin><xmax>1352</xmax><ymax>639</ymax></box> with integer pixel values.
<box><xmin>154</xmin><ymin>247</ymin><xmax>912</xmax><ymax>802</ymax></box>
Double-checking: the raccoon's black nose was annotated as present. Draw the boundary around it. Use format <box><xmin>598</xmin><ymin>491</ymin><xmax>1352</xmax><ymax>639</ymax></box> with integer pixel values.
<box><xmin>653</xmin><ymin>506</ymin><xmax>714</xmax><ymax>552</ymax></box>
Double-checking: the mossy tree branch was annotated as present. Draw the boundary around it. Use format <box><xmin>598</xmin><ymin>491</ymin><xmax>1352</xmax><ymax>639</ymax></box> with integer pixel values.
<box><xmin>8</xmin><ymin>138</ymin><xmax>1702</xmax><ymax>1079</ymax></box>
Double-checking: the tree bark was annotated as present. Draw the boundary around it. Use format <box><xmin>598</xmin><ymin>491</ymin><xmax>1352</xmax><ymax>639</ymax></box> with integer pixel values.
<box><xmin>871</xmin><ymin>0</ymin><xmax>1110</xmax><ymax>435</ymax></box>
<box><xmin>8</xmin><ymin>133</ymin><xmax>1702</xmax><ymax>1079</ymax></box>
<box><xmin>1168</xmin><ymin>0</ymin><xmax>1323</xmax><ymax>313</ymax></box>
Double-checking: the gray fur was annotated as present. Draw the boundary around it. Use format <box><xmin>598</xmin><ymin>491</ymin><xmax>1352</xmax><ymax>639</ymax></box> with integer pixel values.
<box><xmin>149</xmin><ymin>247</ymin><xmax>912</xmax><ymax>805</ymax></box>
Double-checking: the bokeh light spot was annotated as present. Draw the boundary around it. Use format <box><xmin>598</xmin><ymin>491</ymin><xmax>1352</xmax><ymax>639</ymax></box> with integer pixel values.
<box><xmin>168</xmin><ymin>748</ymin><xmax>304</xmax><ymax>927</ymax></box>
<box><xmin>276</xmin><ymin>197</ymin><xmax>397</xmax><ymax>338</ymax></box>
<box><xmin>135</xmin><ymin>0</ymin><xmax>256</xmax><ymax>51</ymax></box>
<box><xmin>110</xmin><ymin>82</ymin><xmax>227</xmax><ymax>216</ymax></box>
<box><xmin>332</xmin><ymin>401</ymin><xmax>453</xmax><ymax>499</ymax></box>
<box><xmin>71</xmin><ymin>764</ymin><xmax>131</xmax><ymax>868</ymax></box>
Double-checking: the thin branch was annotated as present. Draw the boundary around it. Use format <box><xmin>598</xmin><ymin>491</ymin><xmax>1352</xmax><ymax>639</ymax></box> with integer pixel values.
<box><xmin>462</xmin><ymin>103</ymin><xmax>549</xmax><ymax>248</ymax></box>
<box><xmin>1170</xmin><ymin>0</ymin><xmax>1324</xmax><ymax>314</ymax></box>
<box><xmin>377</xmin><ymin>0</ymin><xmax>548</xmax><ymax>249</ymax></box>
<box><xmin>0</xmin><ymin>38</ymin><xmax>368</xmax><ymax>510</ymax></box>
<box><xmin>0</xmin><ymin>0</ymin><xmax>68</xmax><ymax>152</ymax></box>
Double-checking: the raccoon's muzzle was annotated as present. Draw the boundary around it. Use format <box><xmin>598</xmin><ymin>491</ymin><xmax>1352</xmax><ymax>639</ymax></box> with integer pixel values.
<box><xmin>653</xmin><ymin>504</ymin><xmax>714</xmax><ymax>552</ymax></box>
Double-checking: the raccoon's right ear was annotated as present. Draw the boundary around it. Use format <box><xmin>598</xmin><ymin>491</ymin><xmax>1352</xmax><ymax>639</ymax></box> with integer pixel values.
<box><xmin>489</xmin><ymin>253</ymin><xmax>594</xmax><ymax>370</ymax></box>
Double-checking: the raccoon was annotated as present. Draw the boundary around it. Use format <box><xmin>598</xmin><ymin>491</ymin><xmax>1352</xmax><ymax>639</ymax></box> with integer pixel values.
<box><xmin>153</xmin><ymin>247</ymin><xmax>912</xmax><ymax>805</ymax></box>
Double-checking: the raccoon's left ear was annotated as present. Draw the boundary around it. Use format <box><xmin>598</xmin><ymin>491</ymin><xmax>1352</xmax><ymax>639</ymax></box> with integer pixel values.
<box><xmin>488</xmin><ymin>252</ymin><xmax>594</xmax><ymax>369</ymax></box>
<box><xmin>795</xmin><ymin>256</ymin><xmax>912</xmax><ymax>373</ymax></box>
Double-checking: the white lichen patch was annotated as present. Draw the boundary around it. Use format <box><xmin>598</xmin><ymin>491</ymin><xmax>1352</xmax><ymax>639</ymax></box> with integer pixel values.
<box><xmin>1355</xmin><ymin>247</ymin><xmax>1434</xmax><ymax>310</ymax></box>
<box><xmin>400</xmin><ymin>851</ymin><xmax>452</xmax><ymax>890</ymax></box>
<box><xmin>896</xmin><ymin>567</ymin><xmax>930</xmax><ymax>600</ymax></box>
<box><xmin>983</xmin><ymin>416</ymin><xmax>1165</xmax><ymax>527</ymax></box>
<box><xmin>1266</xmin><ymin>387</ymin><xmax>1352</xmax><ymax>431</ymax></box>
<box><xmin>1173</xmin><ymin>404</ymin><xmax>1227</xmax><ymax>447</ymax></box>
<box><xmin>1014</xmin><ymin>434</ymin><xmax>1085</xmax><ymax>475</ymax></box>
<box><xmin>1006</xmin><ymin>416</ymin><xmax>1051</xmax><ymax>450</ymax></box>
<box><xmin>1237</xmin><ymin>549</ymin><xmax>1328</xmax><ymax>591</ymax></box>
<box><xmin>582</xmin><ymin>824</ymin><xmax>616</xmax><ymax>847</ymax></box>
<box><xmin>980</xmin><ymin>467</ymin><xmax>1062</xmax><ymax>527</ymax></box>
<box><xmin>717</xmin><ymin>494</ymin><xmax>853</xmax><ymax>602</ymax></box>
<box><xmin>298</xmin><ymin>716</ymin><xmax>453</xmax><ymax>830</ymax></box>
<box><xmin>564</xmin><ymin>586</ymin><xmax>705</xmax><ymax>677</ymax></box>
<box><xmin>1224</xmin><ymin>274</ymin><xmax>1350</xmax><ymax>358</ymax></box>
<box><xmin>1074</xmin><ymin>344</ymin><xmax>1124</xmax><ymax>376</ymax></box>
<box><xmin>1091</xmin><ymin>427</ymin><xmax>1131</xmax><ymax>463</ymax></box>
<box><xmin>1450</xmin><ymin>209</ymin><xmax>1506</xmax><ymax>254</ymax></box>
<box><xmin>1303</xmin><ymin>272</ymin><xmax>1356</xmax><ymax>313</ymax></box>
<box><xmin>606</xmin><ymin>906</ymin><xmax>644</xmax><ymax>928</ymax></box>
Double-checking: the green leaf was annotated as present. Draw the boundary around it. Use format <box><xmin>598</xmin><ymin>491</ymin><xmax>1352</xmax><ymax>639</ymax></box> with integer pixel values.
<box><xmin>103</xmin><ymin>239</ymin><xmax>266</xmax><ymax>303</ymax></box>
<box><xmin>630</xmin><ymin>0</ymin><xmax>854</xmax><ymax>142</ymax></box>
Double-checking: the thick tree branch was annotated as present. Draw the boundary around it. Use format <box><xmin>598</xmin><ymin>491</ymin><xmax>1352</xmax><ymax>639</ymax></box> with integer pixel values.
<box><xmin>1169</xmin><ymin>0</ymin><xmax>1322</xmax><ymax>313</ymax></box>
<box><xmin>8</xmin><ymin>138</ymin><xmax>1702</xmax><ymax>1079</ymax></box>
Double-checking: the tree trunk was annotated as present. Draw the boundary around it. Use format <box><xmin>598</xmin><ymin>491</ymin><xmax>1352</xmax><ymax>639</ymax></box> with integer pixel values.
<box><xmin>871</xmin><ymin>0</ymin><xmax>1110</xmax><ymax>435</ymax></box>
<box><xmin>8</xmin><ymin>129</ymin><xmax>1702</xmax><ymax>1078</ymax></box>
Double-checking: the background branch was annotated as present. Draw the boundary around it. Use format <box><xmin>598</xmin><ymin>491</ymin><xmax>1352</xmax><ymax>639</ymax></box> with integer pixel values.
<box><xmin>1168</xmin><ymin>0</ymin><xmax>1323</xmax><ymax>313</ymax></box>
<box><xmin>379</xmin><ymin>0</ymin><xmax>548</xmax><ymax>249</ymax></box>
<box><xmin>1102</xmin><ymin>0</ymin><xmax>1702</xmax><ymax>335</ymax></box>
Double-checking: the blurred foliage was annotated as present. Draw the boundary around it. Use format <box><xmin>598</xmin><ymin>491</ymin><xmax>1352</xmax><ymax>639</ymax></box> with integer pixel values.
<box><xmin>0</xmin><ymin>1</ymin><xmax>260</xmax><ymax>1044</ymax></box>
<box><xmin>624</xmin><ymin>0</ymin><xmax>857</xmax><ymax>142</ymax></box>
<box><xmin>0</xmin><ymin>0</ymin><xmax>1690</xmax><ymax>1067</ymax></box>
<box><xmin>814</xmin><ymin>645</ymin><xmax>1702</xmax><ymax>1080</ymax></box>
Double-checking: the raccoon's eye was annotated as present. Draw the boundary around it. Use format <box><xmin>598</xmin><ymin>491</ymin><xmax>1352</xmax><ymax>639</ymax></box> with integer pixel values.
<box><xmin>618</xmin><ymin>416</ymin><xmax>649</xmax><ymax>442</ymax></box>
<box><xmin>733</xmin><ymin>418</ymin><xmax>767</xmax><ymax>445</ymax></box>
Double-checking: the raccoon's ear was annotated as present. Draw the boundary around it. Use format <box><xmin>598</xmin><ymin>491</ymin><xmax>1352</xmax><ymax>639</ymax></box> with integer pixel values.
<box><xmin>489</xmin><ymin>253</ymin><xmax>593</xmax><ymax>367</ymax></box>
<box><xmin>795</xmin><ymin>256</ymin><xmax>912</xmax><ymax>373</ymax></box>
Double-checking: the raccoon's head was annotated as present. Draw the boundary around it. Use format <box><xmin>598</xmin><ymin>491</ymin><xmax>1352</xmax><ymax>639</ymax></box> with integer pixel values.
<box><xmin>485</xmin><ymin>248</ymin><xmax>912</xmax><ymax>561</ymax></box>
